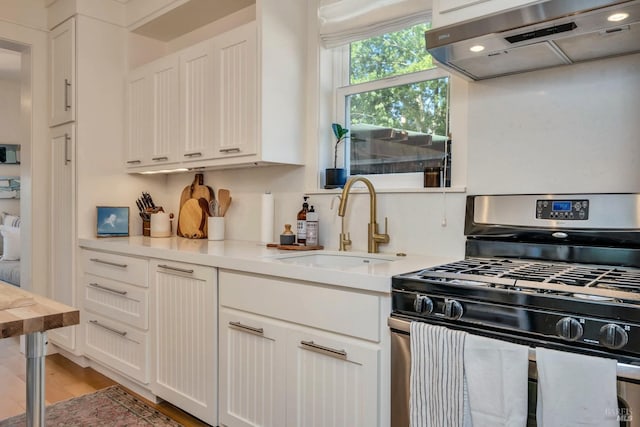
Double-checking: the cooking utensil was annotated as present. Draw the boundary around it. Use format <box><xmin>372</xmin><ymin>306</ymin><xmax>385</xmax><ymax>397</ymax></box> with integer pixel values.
<box><xmin>209</xmin><ymin>199</ymin><xmax>218</xmax><ymax>217</ymax></box>
<box><xmin>218</xmin><ymin>189</ymin><xmax>231</xmax><ymax>217</ymax></box>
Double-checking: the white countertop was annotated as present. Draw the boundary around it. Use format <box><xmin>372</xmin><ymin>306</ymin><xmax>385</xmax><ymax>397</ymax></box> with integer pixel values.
<box><xmin>79</xmin><ymin>237</ymin><xmax>457</xmax><ymax>293</ymax></box>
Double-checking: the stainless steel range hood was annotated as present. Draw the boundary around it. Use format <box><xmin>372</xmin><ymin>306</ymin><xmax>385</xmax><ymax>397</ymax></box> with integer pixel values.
<box><xmin>425</xmin><ymin>0</ymin><xmax>640</xmax><ymax>80</ymax></box>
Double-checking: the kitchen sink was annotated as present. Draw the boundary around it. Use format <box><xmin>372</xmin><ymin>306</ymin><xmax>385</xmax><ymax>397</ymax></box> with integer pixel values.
<box><xmin>272</xmin><ymin>252</ymin><xmax>397</xmax><ymax>268</ymax></box>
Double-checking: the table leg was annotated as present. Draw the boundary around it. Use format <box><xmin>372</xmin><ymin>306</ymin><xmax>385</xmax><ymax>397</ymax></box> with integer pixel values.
<box><xmin>25</xmin><ymin>331</ymin><xmax>47</xmax><ymax>427</ymax></box>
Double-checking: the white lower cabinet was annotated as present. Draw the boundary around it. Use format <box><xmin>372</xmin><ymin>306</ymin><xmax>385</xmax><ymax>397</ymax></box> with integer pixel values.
<box><xmin>219</xmin><ymin>270</ymin><xmax>382</xmax><ymax>427</ymax></box>
<box><xmin>150</xmin><ymin>260</ymin><xmax>217</xmax><ymax>426</ymax></box>
<box><xmin>81</xmin><ymin>250</ymin><xmax>150</xmax><ymax>383</ymax></box>
<box><xmin>286</xmin><ymin>329</ymin><xmax>379</xmax><ymax>427</ymax></box>
<box><xmin>219</xmin><ymin>309</ymin><xmax>287</xmax><ymax>427</ymax></box>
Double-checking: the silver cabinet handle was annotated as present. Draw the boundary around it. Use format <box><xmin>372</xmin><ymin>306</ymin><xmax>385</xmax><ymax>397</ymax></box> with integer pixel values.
<box><xmin>152</xmin><ymin>156</ymin><xmax>169</xmax><ymax>161</ymax></box>
<box><xmin>157</xmin><ymin>264</ymin><xmax>194</xmax><ymax>274</ymax></box>
<box><xmin>88</xmin><ymin>282</ymin><xmax>127</xmax><ymax>295</ymax></box>
<box><xmin>64</xmin><ymin>133</ymin><xmax>71</xmax><ymax>165</ymax></box>
<box><xmin>300</xmin><ymin>340</ymin><xmax>347</xmax><ymax>360</ymax></box>
<box><xmin>90</xmin><ymin>258</ymin><xmax>128</xmax><ymax>268</ymax></box>
<box><xmin>126</xmin><ymin>160</ymin><xmax>142</xmax><ymax>165</ymax></box>
<box><xmin>229</xmin><ymin>321</ymin><xmax>264</xmax><ymax>336</ymax></box>
<box><xmin>89</xmin><ymin>320</ymin><xmax>127</xmax><ymax>337</ymax></box>
<box><xmin>184</xmin><ymin>152</ymin><xmax>202</xmax><ymax>158</ymax></box>
<box><xmin>64</xmin><ymin>78</ymin><xmax>71</xmax><ymax>111</ymax></box>
<box><xmin>219</xmin><ymin>147</ymin><xmax>241</xmax><ymax>153</ymax></box>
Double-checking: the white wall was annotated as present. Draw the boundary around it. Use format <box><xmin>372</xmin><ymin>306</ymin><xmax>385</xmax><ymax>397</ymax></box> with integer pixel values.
<box><xmin>162</xmin><ymin>53</ymin><xmax>639</xmax><ymax>258</ymax></box>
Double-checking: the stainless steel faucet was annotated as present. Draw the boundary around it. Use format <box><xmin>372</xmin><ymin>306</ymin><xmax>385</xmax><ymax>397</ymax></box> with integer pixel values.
<box><xmin>337</xmin><ymin>176</ymin><xmax>390</xmax><ymax>253</ymax></box>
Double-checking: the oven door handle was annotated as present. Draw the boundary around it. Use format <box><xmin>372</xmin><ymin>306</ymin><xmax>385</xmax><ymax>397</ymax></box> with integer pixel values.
<box><xmin>388</xmin><ymin>316</ymin><xmax>640</xmax><ymax>381</ymax></box>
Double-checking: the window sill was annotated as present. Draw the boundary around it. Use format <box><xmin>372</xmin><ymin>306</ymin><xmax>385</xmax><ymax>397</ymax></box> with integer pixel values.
<box><xmin>305</xmin><ymin>186</ymin><xmax>467</xmax><ymax>195</ymax></box>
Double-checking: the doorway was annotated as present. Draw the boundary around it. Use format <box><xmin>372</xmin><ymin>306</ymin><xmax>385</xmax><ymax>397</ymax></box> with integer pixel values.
<box><xmin>0</xmin><ymin>22</ymin><xmax>49</xmax><ymax>296</ymax></box>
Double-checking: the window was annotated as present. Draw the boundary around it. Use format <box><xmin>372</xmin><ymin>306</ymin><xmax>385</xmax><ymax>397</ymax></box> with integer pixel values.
<box><xmin>336</xmin><ymin>23</ymin><xmax>451</xmax><ymax>186</ymax></box>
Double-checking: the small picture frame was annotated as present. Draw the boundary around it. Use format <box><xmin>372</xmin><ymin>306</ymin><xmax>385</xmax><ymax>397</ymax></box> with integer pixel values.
<box><xmin>96</xmin><ymin>206</ymin><xmax>129</xmax><ymax>237</ymax></box>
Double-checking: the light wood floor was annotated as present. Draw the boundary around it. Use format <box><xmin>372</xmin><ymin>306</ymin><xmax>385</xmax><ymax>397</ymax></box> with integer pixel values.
<box><xmin>0</xmin><ymin>336</ymin><xmax>209</xmax><ymax>426</ymax></box>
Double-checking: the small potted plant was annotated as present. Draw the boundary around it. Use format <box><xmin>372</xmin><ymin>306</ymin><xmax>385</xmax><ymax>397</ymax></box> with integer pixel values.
<box><xmin>325</xmin><ymin>123</ymin><xmax>349</xmax><ymax>189</ymax></box>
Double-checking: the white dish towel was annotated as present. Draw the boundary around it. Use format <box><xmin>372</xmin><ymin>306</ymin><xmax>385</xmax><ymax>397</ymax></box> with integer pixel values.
<box><xmin>410</xmin><ymin>322</ymin><xmax>467</xmax><ymax>427</ymax></box>
<box><xmin>536</xmin><ymin>347</ymin><xmax>619</xmax><ymax>427</ymax></box>
<box><xmin>462</xmin><ymin>334</ymin><xmax>529</xmax><ymax>427</ymax></box>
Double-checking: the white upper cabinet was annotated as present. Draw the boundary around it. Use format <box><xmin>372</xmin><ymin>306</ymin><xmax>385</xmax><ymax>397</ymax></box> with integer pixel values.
<box><xmin>431</xmin><ymin>0</ymin><xmax>545</xmax><ymax>28</ymax></box>
<box><xmin>49</xmin><ymin>17</ymin><xmax>76</xmax><ymax>127</ymax></box>
<box><xmin>178</xmin><ymin>40</ymin><xmax>216</xmax><ymax>162</ymax></box>
<box><xmin>125</xmin><ymin>0</ymin><xmax>305</xmax><ymax>172</ymax></box>
<box><xmin>211</xmin><ymin>22</ymin><xmax>258</xmax><ymax>160</ymax></box>
<box><xmin>125</xmin><ymin>56</ymin><xmax>179</xmax><ymax>167</ymax></box>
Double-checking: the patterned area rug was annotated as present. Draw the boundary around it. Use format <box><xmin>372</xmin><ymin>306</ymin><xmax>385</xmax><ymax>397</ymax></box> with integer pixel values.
<box><xmin>0</xmin><ymin>385</ymin><xmax>183</xmax><ymax>426</ymax></box>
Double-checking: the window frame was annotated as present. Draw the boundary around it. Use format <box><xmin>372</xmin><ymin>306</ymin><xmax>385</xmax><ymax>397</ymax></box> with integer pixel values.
<box><xmin>333</xmin><ymin>45</ymin><xmax>452</xmax><ymax>190</ymax></box>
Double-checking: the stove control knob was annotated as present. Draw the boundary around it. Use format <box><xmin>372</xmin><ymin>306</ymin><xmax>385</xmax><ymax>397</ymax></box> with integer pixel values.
<box><xmin>443</xmin><ymin>300</ymin><xmax>463</xmax><ymax>320</ymax></box>
<box><xmin>599</xmin><ymin>324</ymin><xmax>628</xmax><ymax>350</ymax></box>
<box><xmin>555</xmin><ymin>317</ymin><xmax>583</xmax><ymax>341</ymax></box>
<box><xmin>414</xmin><ymin>295</ymin><xmax>434</xmax><ymax>314</ymax></box>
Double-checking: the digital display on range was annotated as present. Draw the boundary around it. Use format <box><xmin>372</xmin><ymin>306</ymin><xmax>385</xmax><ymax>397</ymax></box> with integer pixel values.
<box><xmin>552</xmin><ymin>201</ymin><xmax>572</xmax><ymax>212</ymax></box>
<box><xmin>536</xmin><ymin>199</ymin><xmax>589</xmax><ymax>220</ymax></box>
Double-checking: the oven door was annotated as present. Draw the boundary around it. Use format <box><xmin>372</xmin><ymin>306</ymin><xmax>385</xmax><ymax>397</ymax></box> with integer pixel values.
<box><xmin>389</xmin><ymin>316</ymin><xmax>640</xmax><ymax>427</ymax></box>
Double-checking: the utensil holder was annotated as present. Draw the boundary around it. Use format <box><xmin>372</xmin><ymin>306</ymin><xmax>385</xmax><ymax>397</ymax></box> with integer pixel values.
<box><xmin>208</xmin><ymin>217</ymin><xmax>225</xmax><ymax>241</ymax></box>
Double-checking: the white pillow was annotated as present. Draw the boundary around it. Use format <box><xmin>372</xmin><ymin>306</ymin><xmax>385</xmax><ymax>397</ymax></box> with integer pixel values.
<box><xmin>0</xmin><ymin>225</ymin><xmax>20</xmax><ymax>261</ymax></box>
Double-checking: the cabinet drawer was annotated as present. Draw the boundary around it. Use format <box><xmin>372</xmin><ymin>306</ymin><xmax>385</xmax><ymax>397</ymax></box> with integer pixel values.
<box><xmin>84</xmin><ymin>312</ymin><xmax>149</xmax><ymax>384</ymax></box>
<box><xmin>83</xmin><ymin>274</ymin><xmax>148</xmax><ymax>330</ymax></box>
<box><xmin>219</xmin><ymin>270</ymin><xmax>380</xmax><ymax>342</ymax></box>
<box><xmin>82</xmin><ymin>250</ymin><xmax>148</xmax><ymax>287</ymax></box>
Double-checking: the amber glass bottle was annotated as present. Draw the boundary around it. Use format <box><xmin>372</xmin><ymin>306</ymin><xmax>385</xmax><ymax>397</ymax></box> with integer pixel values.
<box><xmin>296</xmin><ymin>196</ymin><xmax>309</xmax><ymax>244</ymax></box>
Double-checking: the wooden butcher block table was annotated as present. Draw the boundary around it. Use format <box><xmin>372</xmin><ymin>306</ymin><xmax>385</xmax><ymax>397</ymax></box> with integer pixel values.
<box><xmin>0</xmin><ymin>282</ymin><xmax>79</xmax><ymax>427</ymax></box>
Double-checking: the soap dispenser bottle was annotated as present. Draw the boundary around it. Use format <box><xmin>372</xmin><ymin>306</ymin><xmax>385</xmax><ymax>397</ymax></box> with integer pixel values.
<box><xmin>306</xmin><ymin>206</ymin><xmax>319</xmax><ymax>247</ymax></box>
<box><xmin>297</xmin><ymin>196</ymin><xmax>309</xmax><ymax>244</ymax></box>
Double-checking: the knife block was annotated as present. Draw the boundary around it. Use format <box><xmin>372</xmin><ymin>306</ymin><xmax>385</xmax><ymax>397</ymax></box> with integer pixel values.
<box><xmin>142</xmin><ymin>220</ymin><xmax>150</xmax><ymax>236</ymax></box>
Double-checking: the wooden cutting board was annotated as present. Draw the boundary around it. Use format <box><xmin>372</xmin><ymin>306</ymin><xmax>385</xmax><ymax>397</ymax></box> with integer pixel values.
<box><xmin>178</xmin><ymin>174</ymin><xmax>214</xmax><ymax>213</ymax></box>
<box><xmin>178</xmin><ymin>173</ymin><xmax>214</xmax><ymax>238</ymax></box>
<box><xmin>177</xmin><ymin>198</ymin><xmax>209</xmax><ymax>239</ymax></box>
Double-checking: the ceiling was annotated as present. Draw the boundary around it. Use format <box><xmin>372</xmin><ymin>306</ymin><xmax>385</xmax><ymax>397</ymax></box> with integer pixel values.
<box><xmin>132</xmin><ymin>0</ymin><xmax>255</xmax><ymax>41</ymax></box>
<box><xmin>0</xmin><ymin>48</ymin><xmax>21</xmax><ymax>82</ymax></box>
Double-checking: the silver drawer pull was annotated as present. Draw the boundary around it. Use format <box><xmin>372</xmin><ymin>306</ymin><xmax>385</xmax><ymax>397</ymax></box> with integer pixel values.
<box><xmin>184</xmin><ymin>152</ymin><xmax>202</xmax><ymax>158</ymax></box>
<box><xmin>89</xmin><ymin>320</ymin><xmax>127</xmax><ymax>337</ymax></box>
<box><xmin>300</xmin><ymin>340</ymin><xmax>347</xmax><ymax>360</ymax></box>
<box><xmin>157</xmin><ymin>264</ymin><xmax>194</xmax><ymax>274</ymax></box>
<box><xmin>90</xmin><ymin>258</ymin><xmax>127</xmax><ymax>268</ymax></box>
<box><xmin>229</xmin><ymin>321</ymin><xmax>264</xmax><ymax>336</ymax></box>
<box><xmin>126</xmin><ymin>160</ymin><xmax>142</xmax><ymax>164</ymax></box>
<box><xmin>152</xmin><ymin>156</ymin><xmax>169</xmax><ymax>161</ymax></box>
<box><xmin>219</xmin><ymin>147</ymin><xmax>241</xmax><ymax>153</ymax></box>
<box><xmin>89</xmin><ymin>282</ymin><xmax>127</xmax><ymax>295</ymax></box>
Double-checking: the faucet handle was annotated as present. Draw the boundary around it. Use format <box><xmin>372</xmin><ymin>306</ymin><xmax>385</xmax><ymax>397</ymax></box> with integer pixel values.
<box><xmin>384</xmin><ymin>217</ymin><xmax>388</xmax><ymax>234</ymax></box>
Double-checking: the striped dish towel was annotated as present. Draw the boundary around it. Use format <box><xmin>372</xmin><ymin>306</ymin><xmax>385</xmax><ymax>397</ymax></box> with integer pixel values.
<box><xmin>410</xmin><ymin>322</ymin><xmax>467</xmax><ymax>427</ymax></box>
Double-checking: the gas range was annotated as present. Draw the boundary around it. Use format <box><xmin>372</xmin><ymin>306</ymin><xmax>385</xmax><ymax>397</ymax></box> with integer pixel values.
<box><xmin>391</xmin><ymin>194</ymin><xmax>640</xmax><ymax>363</ymax></box>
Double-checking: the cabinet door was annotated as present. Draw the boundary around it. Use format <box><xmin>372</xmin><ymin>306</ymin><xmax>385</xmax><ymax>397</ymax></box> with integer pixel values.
<box><xmin>151</xmin><ymin>261</ymin><xmax>217</xmax><ymax>426</ymax></box>
<box><xmin>219</xmin><ymin>308</ymin><xmax>287</xmax><ymax>427</ymax></box>
<box><xmin>212</xmin><ymin>22</ymin><xmax>258</xmax><ymax>159</ymax></box>
<box><xmin>179</xmin><ymin>40</ymin><xmax>216</xmax><ymax>162</ymax></box>
<box><xmin>48</xmin><ymin>124</ymin><xmax>76</xmax><ymax>350</ymax></box>
<box><xmin>149</xmin><ymin>56</ymin><xmax>180</xmax><ymax>166</ymax></box>
<box><xmin>126</xmin><ymin>56</ymin><xmax>179</xmax><ymax>168</ymax></box>
<box><xmin>286</xmin><ymin>329</ymin><xmax>380</xmax><ymax>427</ymax></box>
<box><xmin>125</xmin><ymin>68</ymin><xmax>150</xmax><ymax>167</ymax></box>
<box><xmin>49</xmin><ymin>17</ymin><xmax>75</xmax><ymax>127</ymax></box>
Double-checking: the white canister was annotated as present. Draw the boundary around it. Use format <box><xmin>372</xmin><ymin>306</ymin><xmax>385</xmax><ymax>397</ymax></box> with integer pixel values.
<box><xmin>208</xmin><ymin>217</ymin><xmax>225</xmax><ymax>241</ymax></box>
<box><xmin>150</xmin><ymin>212</ymin><xmax>172</xmax><ymax>237</ymax></box>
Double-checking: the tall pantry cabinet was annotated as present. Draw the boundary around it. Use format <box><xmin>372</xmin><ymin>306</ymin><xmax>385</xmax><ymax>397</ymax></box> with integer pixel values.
<box><xmin>47</xmin><ymin>12</ymin><xmax>127</xmax><ymax>354</ymax></box>
<box><xmin>48</xmin><ymin>16</ymin><xmax>76</xmax><ymax>350</ymax></box>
